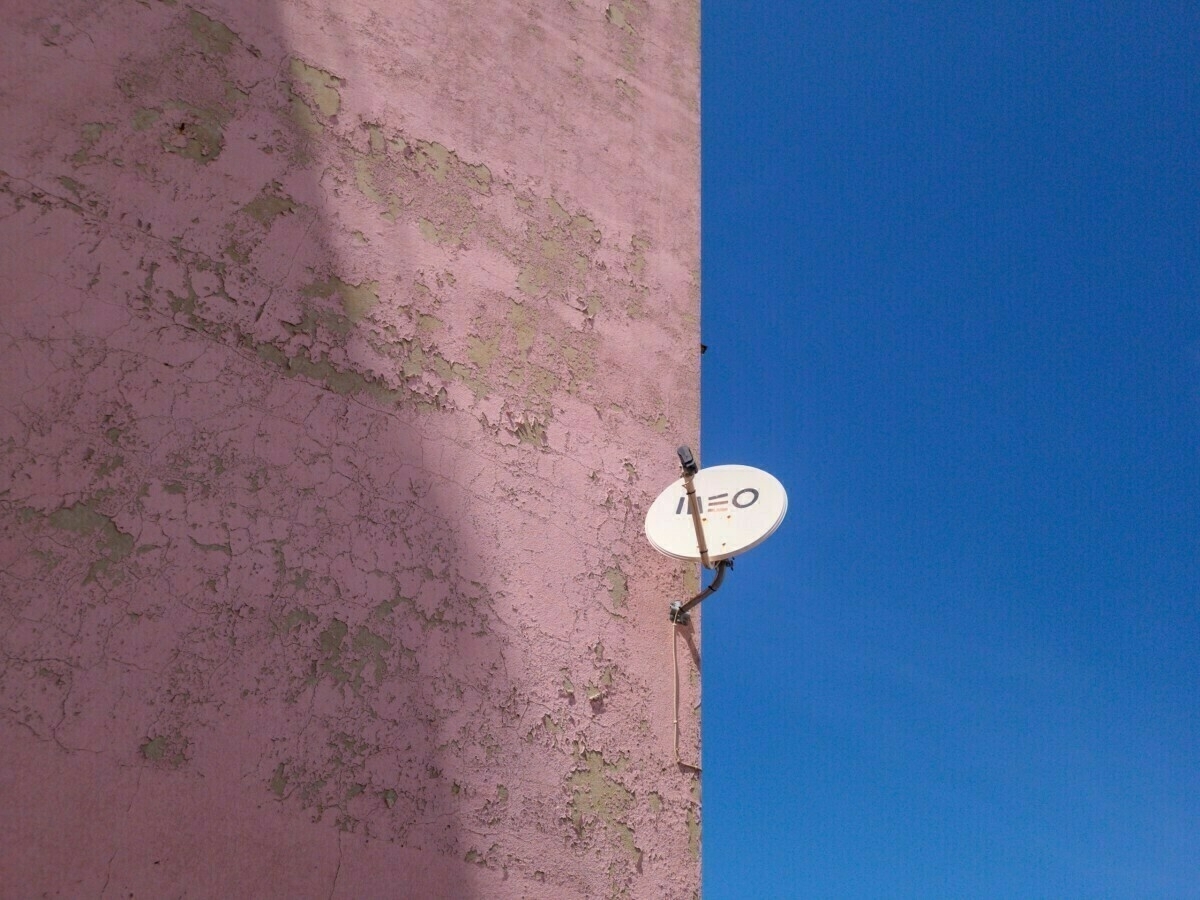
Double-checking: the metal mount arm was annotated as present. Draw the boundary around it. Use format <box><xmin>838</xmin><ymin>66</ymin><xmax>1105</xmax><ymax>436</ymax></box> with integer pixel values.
<box><xmin>678</xmin><ymin>447</ymin><xmax>712</xmax><ymax>571</ymax></box>
<box><xmin>668</xmin><ymin>446</ymin><xmax>733</xmax><ymax>625</ymax></box>
<box><xmin>669</xmin><ymin>557</ymin><xmax>731</xmax><ymax>625</ymax></box>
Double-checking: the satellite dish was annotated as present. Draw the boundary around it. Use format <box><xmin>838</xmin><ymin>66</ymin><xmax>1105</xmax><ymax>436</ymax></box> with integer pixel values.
<box><xmin>645</xmin><ymin>464</ymin><xmax>787</xmax><ymax>562</ymax></box>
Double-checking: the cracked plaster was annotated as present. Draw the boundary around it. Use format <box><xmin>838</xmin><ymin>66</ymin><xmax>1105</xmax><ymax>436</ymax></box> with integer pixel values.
<box><xmin>0</xmin><ymin>0</ymin><xmax>699</xmax><ymax>897</ymax></box>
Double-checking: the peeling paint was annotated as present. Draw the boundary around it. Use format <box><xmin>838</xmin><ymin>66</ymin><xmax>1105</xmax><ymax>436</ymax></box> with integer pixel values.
<box><xmin>289</xmin><ymin>89</ymin><xmax>323</xmax><ymax>135</ymax></box>
<box><xmin>270</xmin><ymin>763</ymin><xmax>289</xmax><ymax>797</ymax></box>
<box><xmin>289</xmin><ymin>58</ymin><xmax>342</xmax><ymax>117</ymax></box>
<box><xmin>686</xmin><ymin>806</ymin><xmax>700</xmax><ymax>859</ymax></box>
<box><xmin>604</xmin><ymin>567</ymin><xmax>628</xmax><ymax>609</ymax></box>
<box><xmin>162</xmin><ymin>103</ymin><xmax>228</xmax><ymax>163</ymax></box>
<box><xmin>605</xmin><ymin>4</ymin><xmax>634</xmax><ymax>35</ymax></box>
<box><xmin>241</xmin><ymin>184</ymin><xmax>296</xmax><ymax>225</ymax></box>
<box><xmin>186</xmin><ymin>9</ymin><xmax>238</xmax><ymax>56</ymax></box>
<box><xmin>44</xmin><ymin>502</ymin><xmax>135</xmax><ymax>583</ymax></box>
<box><xmin>0</xmin><ymin>0</ymin><xmax>700</xmax><ymax>894</ymax></box>
<box><xmin>568</xmin><ymin>751</ymin><xmax>641</xmax><ymax>867</ymax></box>
<box><xmin>140</xmin><ymin>733</ymin><xmax>188</xmax><ymax>767</ymax></box>
<box><xmin>301</xmin><ymin>275</ymin><xmax>379</xmax><ymax>323</ymax></box>
<box><xmin>366</xmin><ymin>123</ymin><xmax>386</xmax><ymax>155</ymax></box>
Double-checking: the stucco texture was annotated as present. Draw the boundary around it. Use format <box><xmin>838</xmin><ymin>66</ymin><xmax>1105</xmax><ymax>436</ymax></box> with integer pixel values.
<box><xmin>0</xmin><ymin>0</ymin><xmax>700</xmax><ymax>897</ymax></box>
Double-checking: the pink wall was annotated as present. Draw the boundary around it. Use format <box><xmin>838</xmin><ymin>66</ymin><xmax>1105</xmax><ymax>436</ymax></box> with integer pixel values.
<box><xmin>0</xmin><ymin>0</ymin><xmax>700</xmax><ymax>897</ymax></box>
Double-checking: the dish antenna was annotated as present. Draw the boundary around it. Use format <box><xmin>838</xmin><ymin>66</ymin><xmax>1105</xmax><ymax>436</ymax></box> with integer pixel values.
<box><xmin>645</xmin><ymin>446</ymin><xmax>787</xmax><ymax>624</ymax></box>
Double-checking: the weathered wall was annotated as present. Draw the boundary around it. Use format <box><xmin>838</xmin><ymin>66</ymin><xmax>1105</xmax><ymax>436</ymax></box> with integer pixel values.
<box><xmin>0</xmin><ymin>0</ymin><xmax>700</xmax><ymax>897</ymax></box>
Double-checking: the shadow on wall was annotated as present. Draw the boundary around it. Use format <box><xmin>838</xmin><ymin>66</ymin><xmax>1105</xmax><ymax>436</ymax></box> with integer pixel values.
<box><xmin>0</xmin><ymin>3</ymin><xmax>511</xmax><ymax>895</ymax></box>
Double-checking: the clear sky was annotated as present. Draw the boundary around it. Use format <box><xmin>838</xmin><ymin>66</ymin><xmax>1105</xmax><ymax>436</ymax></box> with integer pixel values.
<box><xmin>700</xmin><ymin>3</ymin><xmax>1200</xmax><ymax>897</ymax></box>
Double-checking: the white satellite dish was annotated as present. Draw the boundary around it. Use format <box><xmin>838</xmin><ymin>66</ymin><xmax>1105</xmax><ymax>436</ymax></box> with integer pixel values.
<box><xmin>645</xmin><ymin>463</ymin><xmax>788</xmax><ymax>562</ymax></box>
<box><xmin>646</xmin><ymin>447</ymin><xmax>788</xmax><ymax>624</ymax></box>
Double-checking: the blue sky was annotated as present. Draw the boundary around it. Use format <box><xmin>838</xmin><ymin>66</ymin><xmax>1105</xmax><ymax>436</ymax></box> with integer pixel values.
<box><xmin>700</xmin><ymin>3</ymin><xmax>1200</xmax><ymax>896</ymax></box>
